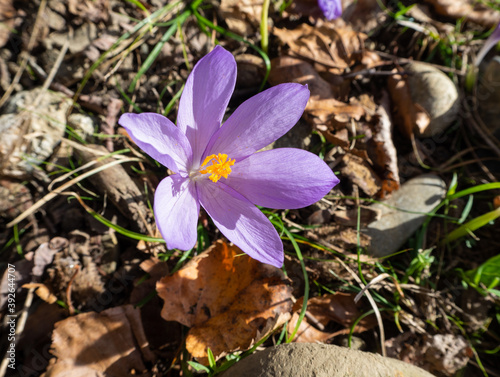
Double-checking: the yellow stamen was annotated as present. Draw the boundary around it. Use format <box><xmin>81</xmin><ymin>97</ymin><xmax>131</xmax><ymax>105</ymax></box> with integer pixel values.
<box><xmin>199</xmin><ymin>153</ymin><xmax>235</xmax><ymax>183</ymax></box>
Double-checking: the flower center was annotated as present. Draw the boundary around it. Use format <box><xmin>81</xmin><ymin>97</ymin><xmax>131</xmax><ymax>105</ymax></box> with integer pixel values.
<box><xmin>199</xmin><ymin>153</ymin><xmax>235</xmax><ymax>183</ymax></box>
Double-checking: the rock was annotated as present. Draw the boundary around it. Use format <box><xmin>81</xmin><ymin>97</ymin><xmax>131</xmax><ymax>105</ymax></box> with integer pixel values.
<box><xmin>0</xmin><ymin>88</ymin><xmax>72</xmax><ymax>178</ymax></box>
<box><xmin>477</xmin><ymin>56</ymin><xmax>500</xmax><ymax>140</ymax></box>
<box><xmin>222</xmin><ymin>343</ymin><xmax>435</xmax><ymax>377</ymax></box>
<box><xmin>67</xmin><ymin>113</ymin><xmax>96</xmax><ymax>141</ymax></box>
<box><xmin>406</xmin><ymin>62</ymin><xmax>459</xmax><ymax>138</ymax></box>
<box><xmin>362</xmin><ymin>174</ymin><xmax>446</xmax><ymax>257</ymax></box>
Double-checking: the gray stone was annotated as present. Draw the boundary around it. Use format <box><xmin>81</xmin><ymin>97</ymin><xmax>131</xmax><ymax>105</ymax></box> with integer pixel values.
<box><xmin>362</xmin><ymin>174</ymin><xmax>447</xmax><ymax>257</ymax></box>
<box><xmin>477</xmin><ymin>56</ymin><xmax>500</xmax><ymax>140</ymax></box>
<box><xmin>222</xmin><ymin>343</ymin><xmax>435</xmax><ymax>377</ymax></box>
<box><xmin>67</xmin><ymin>113</ymin><xmax>96</xmax><ymax>141</ymax></box>
<box><xmin>0</xmin><ymin>88</ymin><xmax>72</xmax><ymax>178</ymax></box>
<box><xmin>406</xmin><ymin>62</ymin><xmax>459</xmax><ymax>138</ymax></box>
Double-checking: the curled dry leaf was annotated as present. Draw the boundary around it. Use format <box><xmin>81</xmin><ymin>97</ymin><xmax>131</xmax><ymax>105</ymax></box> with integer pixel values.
<box><xmin>43</xmin><ymin>305</ymin><xmax>154</xmax><ymax>376</ymax></box>
<box><xmin>387</xmin><ymin>68</ymin><xmax>430</xmax><ymax>138</ymax></box>
<box><xmin>339</xmin><ymin>154</ymin><xmax>382</xmax><ymax>196</ymax></box>
<box><xmin>157</xmin><ymin>241</ymin><xmax>293</xmax><ymax>362</ymax></box>
<box><xmin>288</xmin><ymin>293</ymin><xmax>376</xmax><ymax>343</ymax></box>
<box><xmin>368</xmin><ymin>91</ymin><xmax>400</xmax><ymax>196</ymax></box>
<box><xmin>219</xmin><ymin>0</ymin><xmax>264</xmax><ymax>35</ymax></box>
<box><xmin>22</xmin><ymin>283</ymin><xmax>58</xmax><ymax>304</ymax></box>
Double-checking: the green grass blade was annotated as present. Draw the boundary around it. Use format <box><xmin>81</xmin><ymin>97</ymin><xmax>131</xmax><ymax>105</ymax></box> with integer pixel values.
<box><xmin>128</xmin><ymin>10</ymin><xmax>191</xmax><ymax>93</ymax></box>
<box><xmin>444</xmin><ymin>206</ymin><xmax>500</xmax><ymax>243</ymax></box>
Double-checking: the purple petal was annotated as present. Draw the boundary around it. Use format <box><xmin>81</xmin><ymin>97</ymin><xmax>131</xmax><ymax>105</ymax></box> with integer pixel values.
<box><xmin>318</xmin><ymin>0</ymin><xmax>342</xmax><ymax>20</ymax></box>
<box><xmin>226</xmin><ymin>148</ymin><xmax>339</xmax><ymax>209</ymax></box>
<box><xmin>177</xmin><ymin>45</ymin><xmax>237</xmax><ymax>166</ymax></box>
<box><xmin>204</xmin><ymin>83</ymin><xmax>310</xmax><ymax>161</ymax></box>
<box><xmin>154</xmin><ymin>175</ymin><xmax>200</xmax><ymax>250</ymax></box>
<box><xmin>119</xmin><ymin>113</ymin><xmax>192</xmax><ymax>174</ymax></box>
<box><xmin>475</xmin><ymin>22</ymin><xmax>500</xmax><ymax>66</ymax></box>
<box><xmin>197</xmin><ymin>181</ymin><xmax>283</xmax><ymax>268</ymax></box>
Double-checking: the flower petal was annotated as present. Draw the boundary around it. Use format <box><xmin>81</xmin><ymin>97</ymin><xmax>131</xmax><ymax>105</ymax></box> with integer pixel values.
<box><xmin>119</xmin><ymin>113</ymin><xmax>192</xmax><ymax>174</ymax></box>
<box><xmin>197</xmin><ymin>181</ymin><xmax>283</xmax><ymax>268</ymax></box>
<box><xmin>177</xmin><ymin>45</ymin><xmax>237</xmax><ymax>166</ymax></box>
<box><xmin>154</xmin><ymin>175</ymin><xmax>200</xmax><ymax>250</ymax></box>
<box><xmin>475</xmin><ymin>22</ymin><xmax>500</xmax><ymax>66</ymax></box>
<box><xmin>205</xmin><ymin>83</ymin><xmax>310</xmax><ymax>161</ymax></box>
<box><xmin>318</xmin><ymin>0</ymin><xmax>342</xmax><ymax>20</ymax></box>
<box><xmin>226</xmin><ymin>148</ymin><xmax>339</xmax><ymax>209</ymax></box>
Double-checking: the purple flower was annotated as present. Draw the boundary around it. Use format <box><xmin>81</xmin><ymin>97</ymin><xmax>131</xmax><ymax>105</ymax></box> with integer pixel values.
<box><xmin>318</xmin><ymin>0</ymin><xmax>342</xmax><ymax>20</ymax></box>
<box><xmin>475</xmin><ymin>22</ymin><xmax>500</xmax><ymax>67</ymax></box>
<box><xmin>119</xmin><ymin>46</ymin><xmax>339</xmax><ymax>268</ymax></box>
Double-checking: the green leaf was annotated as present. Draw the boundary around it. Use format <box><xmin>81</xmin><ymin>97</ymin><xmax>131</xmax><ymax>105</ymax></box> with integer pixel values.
<box><xmin>444</xmin><ymin>206</ymin><xmax>500</xmax><ymax>243</ymax></box>
<box><xmin>465</xmin><ymin>253</ymin><xmax>500</xmax><ymax>289</ymax></box>
<box><xmin>187</xmin><ymin>361</ymin><xmax>210</xmax><ymax>373</ymax></box>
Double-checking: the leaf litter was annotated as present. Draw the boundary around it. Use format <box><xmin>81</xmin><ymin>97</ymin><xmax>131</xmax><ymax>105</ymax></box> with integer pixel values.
<box><xmin>0</xmin><ymin>0</ymin><xmax>499</xmax><ymax>376</ymax></box>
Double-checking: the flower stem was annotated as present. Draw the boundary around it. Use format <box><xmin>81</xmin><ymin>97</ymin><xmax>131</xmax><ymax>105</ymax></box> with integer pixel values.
<box><xmin>260</xmin><ymin>0</ymin><xmax>270</xmax><ymax>54</ymax></box>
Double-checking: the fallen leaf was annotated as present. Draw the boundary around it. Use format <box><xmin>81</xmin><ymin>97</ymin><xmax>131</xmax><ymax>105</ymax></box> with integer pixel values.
<box><xmin>22</xmin><ymin>283</ymin><xmax>58</xmax><ymax>304</ymax></box>
<box><xmin>219</xmin><ymin>0</ymin><xmax>264</xmax><ymax>35</ymax></box>
<box><xmin>186</xmin><ymin>276</ymin><xmax>292</xmax><ymax>362</ymax></box>
<box><xmin>157</xmin><ymin>241</ymin><xmax>292</xmax><ymax>362</ymax></box>
<box><xmin>44</xmin><ymin>305</ymin><xmax>155</xmax><ymax>376</ymax></box>
<box><xmin>274</xmin><ymin>24</ymin><xmax>367</xmax><ymax>72</ymax></box>
<box><xmin>288</xmin><ymin>293</ymin><xmax>376</xmax><ymax>343</ymax></box>
<box><xmin>339</xmin><ymin>154</ymin><xmax>382</xmax><ymax>196</ymax></box>
<box><xmin>0</xmin><ymin>0</ymin><xmax>15</xmax><ymax>49</ymax></box>
<box><xmin>367</xmin><ymin>91</ymin><xmax>400</xmax><ymax>196</ymax></box>
<box><xmin>387</xmin><ymin>68</ymin><xmax>431</xmax><ymax>139</ymax></box>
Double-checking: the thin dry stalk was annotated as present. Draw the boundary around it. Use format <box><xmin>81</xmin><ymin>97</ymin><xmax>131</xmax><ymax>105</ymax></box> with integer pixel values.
<box><xmin>7</xmin><ymin>157</ymin><xmax>141</xmax><ymax>228</ymax></box>
<box><xmin>333</xmin><ymin>257</ymin><xmax>387</xmax><ymax>357</ymax></box>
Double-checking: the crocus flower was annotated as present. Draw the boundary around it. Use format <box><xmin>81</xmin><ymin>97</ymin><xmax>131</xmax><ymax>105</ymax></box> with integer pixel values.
<box><xmin>318</xmin><ymin>0</ymin><xmax>342</xmax><ymax>20</ymax></box>
<box><xmin>475</xmin><ymin>22</ymin><xmax>500</xmax><ymax>67</ymax></box>
<box><xmin>119</xmin><ymin>46</ymin><xmax>339</xmax><ymax>268</ymax></box>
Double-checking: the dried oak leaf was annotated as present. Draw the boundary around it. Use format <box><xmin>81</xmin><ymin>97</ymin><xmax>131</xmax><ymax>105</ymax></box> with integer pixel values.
<box><xmin>288</xmin><ymin>293</ymin><xmax>376</xmax><ymax>343</ymax></box>
<box><xmin>219</xmin><ymin>0</ymin><xmax>264</xmax><ymax>35</ymax></box>
<box><xmin>187</xmin><ymin>276</ymin><xmax>292</xmax><ymax>362</ymax></box>
<box><xmin>157</xmin><ymin>241</ymin><xmax>293</xmax><ymax>362</ymax></box>
<box><xmin>274</xmin><ymin>24</ymin><xmax>367</xmax><ymax>72</ymax></box>
<box><xmin>43</xmin><ymin>305</ymin><xmax>154</xmax><ymax>376</ymax></box>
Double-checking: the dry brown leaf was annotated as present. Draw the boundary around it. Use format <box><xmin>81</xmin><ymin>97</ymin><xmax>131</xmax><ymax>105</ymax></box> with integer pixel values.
<box><xmin>368</xmin><ymin>91</ymin><xmax>400</xmax><ymax>196</ymax></box>
<box><xmin>0</xmin><ymin>0</ymin><xmax>15</xmax><ymax>49</ymax></box>
<box><xmin>186</xmin><ymin>276</ymin><xmax>293</xmax><ymax>362</ymax></box>
<box><xmin>67</xmin><ymin>0</ymin><xmax>109</xmax><ymax>23</ymax></box>
<box><xmin>219</xmin><ymin>0</ymin><xmax>264</xmax><ymax>35</ymax></box>
<box><xmin>23</xmin><ymin>283</ymin><xmax>58</xmax><ymax>304</ymax></box>
<box><xmin>340</xmin><ymin>154</ymin><xmax>382</xmax><ymax>196</ymax></box>
<box><xmin>43</xmin><ymin>305</ymin><xmax>154</xmax><ymax>376</ymax></box>
<box><xmin>424</xmin><ymin>0</ymin><xmax>500</xmax><ymax>27</ymax></box>
<box><xmin>274</xmin><ymin>24</ymin><xmax>367</xmax><ymax>72</ymax></box>
<box><xmin>157</xmin><ymin>241</ymin><xmax>292</xmax><ymax>362</ymax></box>
<box><xmin>387</xmin><ymin>68</ymin><xmax>431</xmax><ymax>139</ymax></box>
<box><xmin>288</xmin><ymin>293</ymin><xmax>376</xmax><ymax>343</ymax></box>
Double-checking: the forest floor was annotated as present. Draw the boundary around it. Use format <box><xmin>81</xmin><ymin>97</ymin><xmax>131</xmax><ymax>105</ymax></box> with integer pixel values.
<box><xmin>1</xmin><ymin>0</ymin><xmax>500</xmax><ymax>376</ymax></box>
